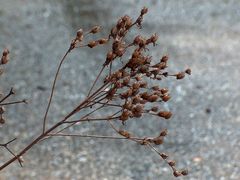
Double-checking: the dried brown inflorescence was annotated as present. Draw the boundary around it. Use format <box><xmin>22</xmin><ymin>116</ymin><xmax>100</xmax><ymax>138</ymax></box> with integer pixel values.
<box><xmin>0</xmin><ymin>7</ymin><xmax>191</xmax><ymax>177</ymax></box>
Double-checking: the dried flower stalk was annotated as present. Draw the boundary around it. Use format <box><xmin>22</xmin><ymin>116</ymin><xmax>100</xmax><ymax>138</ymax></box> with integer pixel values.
<box><xmin>0</xmin><ymin>7</ymin><xmax>191</xmax><ymax>177</ymax></box>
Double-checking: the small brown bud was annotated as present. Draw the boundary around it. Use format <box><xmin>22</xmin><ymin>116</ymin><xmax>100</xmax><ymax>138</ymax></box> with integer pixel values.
<box><xmin>89</xmin><ymin>25</ymin><xmax>101</xmax><ymax>34</ymax></box>
<box><xmin>98</xmin><ymin>38</ymin><xmax>108</xmax><ymax>44</ymax></box>
<box><xmin>119</xmin><ymin>130</ymin><xmax>131</xmax><ymax>138</ymax></box>
<box><xmin>147</xmin><ymin>95</ymin><xmax>159</xmax><ymax>102</ymax></box>
<box><xmin>0</xmin><ymin>107</ymin><xmax>5</xmax><ymax>114</ymax></box>
<box><xmin>152</xmin><ymin>86</ymin><xmax>160</xmax><ymax>91</ymax></box>
<box><xmin>141</xmin><ymin>7</ymin><xmax>148</xmax><ymax>15</ymax></box>
<box><xmin>185</xmin><ymin>68</ymin><xmax>191</xmax><ymax>75</ymax></box>
<box><xmin>180</xmin><ymin>169</ymin><xmax>188</xmax><ymax>176</ymax></box>
<box><xmin>151</xmin><ymin>106</ymin><xmax>158</xmax><ymax>112</ymax></box>
<box><xmin>2</xmin><ymin>49</ymin><xmax>9</xmax><ymax>56</ymax></box>
<box><xmin>87</xmin><ymin>41</ymin><xmax>98</xmax><ymax>48</ymax></box>
<box><xmin>120</xmin><ymin>110</ymin><xmax>130</xmax><ymax>121</ymax></box>
<box><xmin>158</xmin><ymin>111</ymin><xmax>172</xmax><ymax>119</ymax></box>
<box><xmin>160</xmin><ymin>88</ymin><xmax>168</xmax><ymax>94</ymax></box>
<box><xmin>1</xmin><ymin>49</ymin><xmax>10</xmax><ymax>65</ymax></box>
<box><xmin>168</xmin><ymin>160</ymin><xmax>176</xmax><ymax>167</ymax></box>
<box><xmin>149</xmin><ymin>33</ymin><xmax>158</xmax><ymax>45</ymax></box>
<box><xmin>176</xmin><ymin>72</ymin><xmax>185</xmax><ymax>80</ymax></box>
<box><xmin>105</xmin><ymin>51</ymin><xmax>116</xmax><ymax>65</ymax></box>
<box><xmin>173</xmin><ymin>171</ymin><xmax>182</xmax><ymax>177</ymax></box>
<box><xmin>162</xmin><ymin>94</ymin><xmax>171</xmax><ymax>102</ymax></box>
<box><xmin>76</xmin><ymin>29</ymin><xmax>84</xmax><ymax>41</ymax></box>
<box><xmin>160</xmin><ymin>153</ymin><xmax>168</xmax><ymax>159</ymax></box>
<box><xmin>139</xmin><ymin>81</ymin><xmax>147</xmax><ymax>88</ymax></box>
<box><xmin>161</xmin><ymin>55</ymin><xmax>168</xmax><ymax>63</ymax></box>
<box><xmin>153</xmin><ymin>136</ymin><xmax>164</xmax><ymax>145</ymax></box>
<box><xmin>110</xmin><ymin>27</ymin><xmax>118</xmax><ymax>38</ymax></box>
<box><xmin>159</xmin><ymin>129</ymin><xmax>168</xmax><ymax>136</ymax></box>
<box><xmin>0</xmin><ymin>117</ymin><xmax>5</xmax><ymax>124</ymax></box>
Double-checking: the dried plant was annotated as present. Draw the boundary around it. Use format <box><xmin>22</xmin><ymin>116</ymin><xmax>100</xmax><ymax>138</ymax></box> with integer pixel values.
<box><xmin>0</xmin><ymin>7</ymin><xmax>191</xmax><ymax>177</ymax></box>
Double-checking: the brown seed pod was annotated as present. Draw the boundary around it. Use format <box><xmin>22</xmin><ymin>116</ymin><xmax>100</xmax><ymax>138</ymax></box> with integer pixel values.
<box><xmin>160</xmin><ymin>153</ymin><xmax>168</xmax><ymax>159</ymax></box>
<box><xmin>185</xmin><ymin>68</ymin><xmax>191</xmax><ymax>75</ymax></box>
<box><xmin>151</xmin><ymin>106</ymin><xmax>158</xmax><ymax>112</ymax></box>
<box><xmin>0</xmin><ymin>107</ymin><xmax>5</xmax><ymax>114</ymax></box>
<box><xmin>176</xmin><ymin>72</ymin><xmax>185</xmax><ymax>80</ymax></box>
<box><xmin>160</xmin><ymin>88</ymin><xmax>168</xmax><ymax>94</ymax></box>
<box><xmin>141</xmin><ymin>7</ymin><xmax>148</xmax><ymax>15</ymax></box>
<box><xmin>98</xmin><ymin>38</ymin><xmax>108</xmax><ymax>44</ymax></box>
<box><xmin>119</xmin><ymin>130</ymin><xmax>131</xmax><ymax>138</ymax></box>
<box><xmin>153</xmin><ymin>136</ymin><xmax>164</xmax><ymax>145</ymax></box>
<box><xmin>162</xmin><ymin>94</ymin><xmax>171</xmax><ymax>102</ymax></box>
<box><xmin>173</xmin><ymin>171</ymin><xmax>182</xmax><ymax>177</ymax></box>
<box><xmin>76</xmin><ymin>29</ymin><xmax>83</xmax><ymax>41</ymax></box>
<box><xmin>180</xmin><ymin>169</ymin><xmax>188</xmax><ymax>176</ymax></box>
<box><xmin>159</xmin><ymin>129</ymin><xmax>168</xmax><ymax>136</ymax></box>
<box><xmin>119</xmin><ymin>109</ymin><xmax>130</xmax><ymax>121</ymax></box>
<box><xmin>89</xmin><ymin>25</ymin><xmax>101</xmax><ymax>34</ymax></box>
<box><xmin>168</xmin><ymin>160</ymin><xmax>176</xmax><ymax>167</ymax></box>
<box><xmin>161</xmin><ymin>55</ymin><xmax>169</xmax><ymax>63</ymax></box>
<box><xmin>158</xmin><ymin>111</ymin><xmax>172</xmax><ymax>119</ymax></box>
<box><xmin>0</xmin><ymin>117</ymin><xmax>5</xmax><ymax>124</ymax></box>
<box><xmin>87</xmin><ymin>41</ymin><xmax>98</xmax><ymax>48</ymax></box>
<box><xmin>147</xmin><ymin>95</ymin><xmax>159</xmax><ymax>102</ymax></box>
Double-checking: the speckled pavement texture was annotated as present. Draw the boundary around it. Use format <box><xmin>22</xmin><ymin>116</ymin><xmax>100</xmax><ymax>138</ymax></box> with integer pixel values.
<box><xmin>0</xmin><ymin>0</ymin><xmax>239</xmax><ymax>179</ymax></box>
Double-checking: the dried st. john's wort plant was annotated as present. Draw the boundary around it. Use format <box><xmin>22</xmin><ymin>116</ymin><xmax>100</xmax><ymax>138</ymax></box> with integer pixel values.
<box><xmin>0</xmin><ymin>49</ymin><xmax>27</xmax><ymax>166</ymax></box>
<box><xmin>0</xmin><ymin>7</ymin><xmax>191</xmax><ymax>177</ymax></box>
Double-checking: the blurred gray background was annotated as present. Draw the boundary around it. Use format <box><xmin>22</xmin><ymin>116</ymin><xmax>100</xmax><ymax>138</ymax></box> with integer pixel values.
<box><xmin>0</xmin><ymin>0</ymin><xmax>240</xmax><ymax>179</ymax></box>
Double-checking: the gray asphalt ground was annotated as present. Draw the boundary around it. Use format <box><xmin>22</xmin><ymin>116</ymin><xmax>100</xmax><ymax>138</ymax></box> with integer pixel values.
<box><xmin>0</xmin><ymin>0</ymin><xmax>240</xmax><ymax>179</ymax></box>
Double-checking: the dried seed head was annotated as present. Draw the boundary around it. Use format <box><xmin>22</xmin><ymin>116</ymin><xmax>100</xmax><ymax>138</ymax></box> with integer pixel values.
<box><xmin>122</xmin><ymin>76</ymin><xmax>130</xmax><ymax>86</ymax></box>
<box><xmin>2</xmin><ymin>49</ymin><xmax>9</xmax><ymax>56</ymax></box>
<box><xmin>98</xmin><ymin>38</ymin><xmax>108</xmax><ymax>44</ymax></box>
<box><xmin>180</xmin><ymin>169</ymin><xmax>188</xmax><ymax>176</ymax></box>
<box><xmin>0</xmin><ymin>117</ymin><xmax>5</xmax><ymax>124</ymax></box>
<box><xmin>151</xmin><ymin>106</ymin><xmax>158</xmax><ymax>112</ymax></box>
<box><xmin>160</xmin><ymin>88</ymin><xmax>168</xmax><ymax>94</ymax></box>
<box><xmin>105</xmin><ymin>51</ymin><xmax>116</xmax><ymax>65</ymax></box>
<box><xmin>132</xmin><ymin>95</ymin><xmax>141</xmax><ymax>104</ymax></box>
<box><xmin>120</xmin><ymin>109</ymin><xmax>130</xmax><ymax>121</ymax></box>
<box><xmin>161</xmin><ymin>55</ymin><xmax>168</xmax><ymax>63</ymax></box>
<box><xmin>159</xmin><ymin>129</ymin><xmax>168</xmax><ymax>136</ymax></box>
<box><xmin>76</xmin><ymin>29</ymin><xmax>84</xmax><ymax>41</ymax></box>
<box><xmin>0</xmin><ymin>107</ymin><xmax>5</xmax><ymax>114</ymax></box>
<box><xmin>160</xmin><ymin>153</ymin><xmax>169</xmax><ymax>159</ymax></box>
<box><xmin>149</xmin><ymin>33</ymin><xmax>158</xmax><ymax>45</ymax></box>
<box><xmin>87</xmin><ymin>41</ymin><xmax>98</xmax><ymax>48</ymax></box>
<box><xmin>185</xmin><ymin>68</ymin><xmax>191</xmax><ymax>75</ymax></box>
<box><xmin>119</xmin><ymin>130</ymin><xmax>131</xmax><ymax>138</ymax></box>
<box><xmin>89</xmin><ymin>25</ymin><xmax>101</xmax><ymax>34</ymax></box>
<box><xmin>147</xmin><ymin>95</ymin><xmax>159</xmax><ymax>102</ymax></box>
<box><xmin>153</xmin><ymin>136</ymin><xmax>164</xmax><ymax>145</ymax></box>
<box><xmin>123</xmin><ymin>101</ymin><xmax>132</xmax><ymax>110</ymax></box>
<box><xmin>1</xmin><ymin>49</ymin><xmax>10</xmax><ymax>65</ymax></box>
<box><xmin>176</xmin><ymin>72</ymin><xmax>185</xmax><ymax>80</ymax></box>
<box><xmin>139</xmin><ymin>81</ymin><xmax>147</xmax><ymax>88</ymax></box>
<box><xmin>162</xmin><ymin>94</ymin><xmax>171</xmax><ymax>102</ymax></box>
<box><xmin>141</xmin><ymin>7</ymin><xmax>148</xmax><ymax>15</ymax></box>
<box><xmin>168</xmin><ymin>160</ymin><xmax>176</xmax><ymax>167</ymax></box>
<box><xmin>173</xmin><ymin>170</ymin><xmax>182</xmax><ymax>177</ymax></box>
<box><xmin>158</xmin><ymin>111</ymin><xmax>172</xmax><ymax>119</ymax></box>
<box><xmin>152</xmin><ymin>86</ymin><xmax>160</xmax><ymax>91</ymax></box>
<box><xmin>110</xmin><ymin>26</ymin><xmax>118</xmax><ymax>39</ymax></box>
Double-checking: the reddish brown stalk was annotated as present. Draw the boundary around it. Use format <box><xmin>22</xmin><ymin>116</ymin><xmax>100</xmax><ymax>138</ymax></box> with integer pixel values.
<box><xmin>42</xmin><ymin>48</ymin><xmax>71</xmax><ymax>133</ymax></box>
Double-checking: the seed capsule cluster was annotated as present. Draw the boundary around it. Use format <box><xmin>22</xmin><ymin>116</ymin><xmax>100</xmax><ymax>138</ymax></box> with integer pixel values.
<box><xmin>67</xmin><ymin>7</ymin><xmax>191</xmax><ymax>176</ymax></box>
